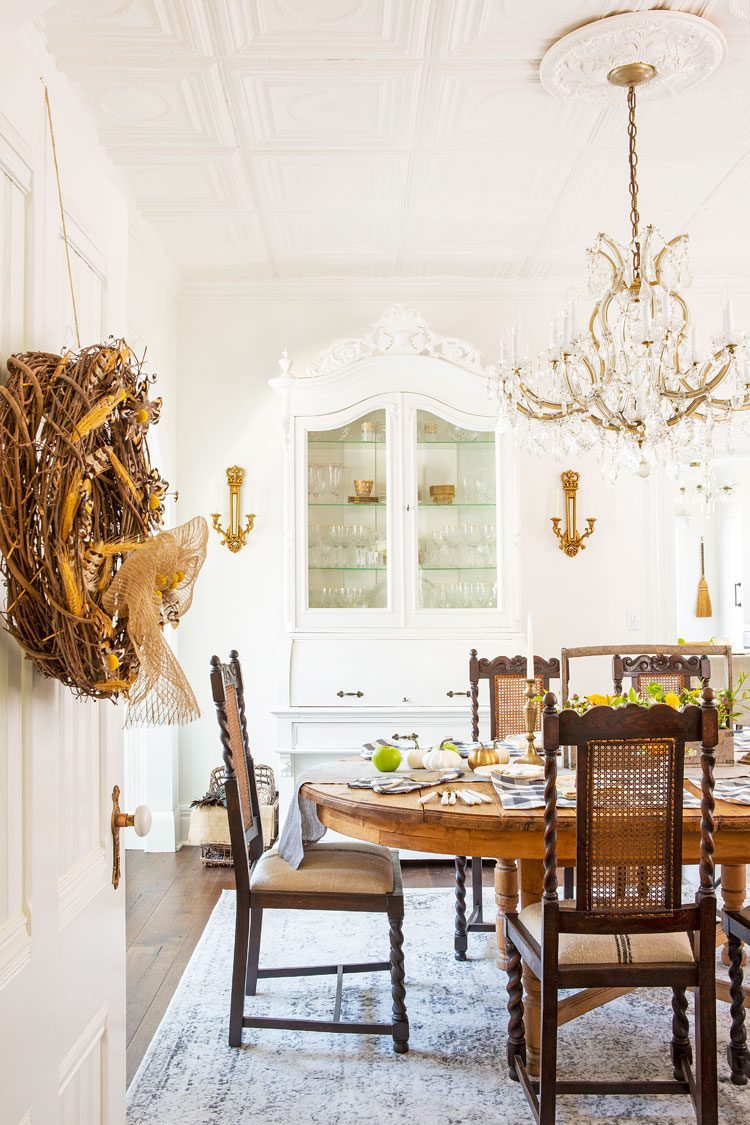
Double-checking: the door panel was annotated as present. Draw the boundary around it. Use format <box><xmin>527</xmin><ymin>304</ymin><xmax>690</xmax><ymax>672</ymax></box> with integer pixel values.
<box><xmin>0</xmin><ymin>164</ymin><xmax>127</xmax><ymax>1122</ymax></box>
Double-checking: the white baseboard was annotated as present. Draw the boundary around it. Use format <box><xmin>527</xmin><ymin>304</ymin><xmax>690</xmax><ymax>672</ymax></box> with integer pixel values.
<box><xmin>124</xmin><ymin>808</ymin><xmax>181</xmax><ymax>852</ymax></box>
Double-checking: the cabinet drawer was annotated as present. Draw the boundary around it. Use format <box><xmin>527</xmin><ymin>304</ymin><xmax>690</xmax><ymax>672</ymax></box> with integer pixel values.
<box><xmin>289</xmin><ymin>636</ymin><xmax>473</xmax><ymax>706</ymax></box>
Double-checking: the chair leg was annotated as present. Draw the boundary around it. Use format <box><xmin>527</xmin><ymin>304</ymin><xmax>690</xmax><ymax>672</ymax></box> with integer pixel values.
<box><xmin>670</xmin><ymin>986</ymin><xmax>692</xmax><ymax>1081</ymax></box>
<box><xmin>506</xmin><ymin>932</ymin><xmax>526</xmax><ymax>1081</ymax></box>
<box><xmin>538</xmin><ymin>973</ymin><xmax>558</xmax><ymax>1125</ymax></box>
<box><xmin>695</xmin><ymin>913</ymin><xmax>718</xmax><ymax>1125</ymax></box>
<box><xmin>229</xmin><ymin>904</ymin><xmax>250</xmax><ymax>1047</ymax></box>
<box><xmin>454</xmin><ymin>856</ymin><xmax>468</xmax><ymax>961</ymax></box>
<box><xmin>245</xmin><ymin>906</ymin><xmax>263</xmax><ymax>997</ymax></box>
<box><xmin>563</xmin><ymin>867</ymin><xmax>574</xmax><ymax>899</ymax></box>
<box><xmin>727</xmin><ymin>933</ymin><xmax>750</xmax><ymax>1085</ymax></box>
<box><xmin>388</xmin><ymin>911</ymin><xmax>409</xmax><ymax>1054</ymax></box>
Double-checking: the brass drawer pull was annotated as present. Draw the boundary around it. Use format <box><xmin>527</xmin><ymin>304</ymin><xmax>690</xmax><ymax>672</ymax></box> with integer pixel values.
<box><xmin>446</xmin><ymin>690</ymin><xmax>470</xmax><ymax>698</ymax></box>
<box><xmin>337</xmin><ymin>690</ymin><xmax>364</xmax><ymax>698</ymax></box>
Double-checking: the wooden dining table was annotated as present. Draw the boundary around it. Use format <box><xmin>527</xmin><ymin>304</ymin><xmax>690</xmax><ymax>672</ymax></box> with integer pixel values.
<box><xmin>302</xmin><ymin>771</ymin><xmax>750</xmax><ymax>1075</ymax></box>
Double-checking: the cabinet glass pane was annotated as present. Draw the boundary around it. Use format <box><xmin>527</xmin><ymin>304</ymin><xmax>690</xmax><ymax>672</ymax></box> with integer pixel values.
<box><xmin>307</xmin><ymin>409</ymin><xmax>387</xmax><ymax>610</ymax></box>
<box><xmin>416</xmin><ymin>410</ymin><xmax>497</xmax><ymax>610</ymax></box>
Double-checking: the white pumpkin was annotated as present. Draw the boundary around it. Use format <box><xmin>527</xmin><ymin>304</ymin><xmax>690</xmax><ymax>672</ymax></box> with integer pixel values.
<box><xmin>421</xmin><ymin>747</ymin><xmax>461</xmax><ymax>771</ymax></box>
<box><xmin>405</xmin><ymin>746</ymin><xmax>426</xmax><ymax>770</ymax></box>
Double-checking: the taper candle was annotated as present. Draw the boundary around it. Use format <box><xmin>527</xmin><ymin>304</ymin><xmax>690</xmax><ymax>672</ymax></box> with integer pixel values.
<box><xmin>526</xmin><ymin>612</ymin><xmax>534</xmax><ymax>678</ymax></box>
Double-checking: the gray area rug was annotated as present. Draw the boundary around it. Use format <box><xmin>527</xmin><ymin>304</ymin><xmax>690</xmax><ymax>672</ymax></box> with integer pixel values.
<box><xmin>127</xmin><ymin>887</ymin><xmax>748</xmax><ymax>1125</ymax></box>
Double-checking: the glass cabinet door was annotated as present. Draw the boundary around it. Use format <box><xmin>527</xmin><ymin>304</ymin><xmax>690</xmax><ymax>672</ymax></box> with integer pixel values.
<box><xmin>307</xmin><ymin>409</ymin><xmax>387</xmax><ymax>610</ymax></box>
<box><xmin>416</xmin><ymin>409</ymin><xmax>498</xmax><ymax>610</ymax></box>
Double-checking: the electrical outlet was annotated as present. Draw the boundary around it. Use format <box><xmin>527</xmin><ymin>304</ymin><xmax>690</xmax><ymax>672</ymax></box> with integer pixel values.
<box><xmin>627</xmin><ymin>608</ymin><xmax>642</xmax><ymax>631</ymax></box>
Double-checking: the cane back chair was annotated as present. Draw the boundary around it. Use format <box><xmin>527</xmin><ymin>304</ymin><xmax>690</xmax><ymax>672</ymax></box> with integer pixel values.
<box><xmin>453</xmin><ymin>651</ymin><xmax>561</xmax><ymax>962</ymax></box>
<box><xmin>723</xmin><ymin>905</ymin><xmax>750</xmax><ymax>1084</ymax></box>
<box><xmin>613</xmin><ymin>652</ymin><xmax>711</xmax><ymax>697</ymax></box>
<box><xmin>211</xmin><ymin>651</ymin><xmax>409</xmax><ymax>1053</ymax></box>
<box><xmin>505</xmin><ymin>688</ymin><xmax>719</xmax><ymax>1125</ymax></box>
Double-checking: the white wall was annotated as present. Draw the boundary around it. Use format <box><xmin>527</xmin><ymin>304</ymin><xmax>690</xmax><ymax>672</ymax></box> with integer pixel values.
<box><xmin>122</xmin><ymin>227</ymin><xmax>182</xmax><ymax>850</ymax></box>
<box><xmin>175</xmin><ymin>291</ymin><xmax>750</xmax><ymax>820</ymax></box>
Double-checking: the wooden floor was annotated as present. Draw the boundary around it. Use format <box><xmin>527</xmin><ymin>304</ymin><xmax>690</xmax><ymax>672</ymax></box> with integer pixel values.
<box><xmin>125</xmin><ymin>847</ymin><xmax>463</xmax><ymax>1086</ymax></box>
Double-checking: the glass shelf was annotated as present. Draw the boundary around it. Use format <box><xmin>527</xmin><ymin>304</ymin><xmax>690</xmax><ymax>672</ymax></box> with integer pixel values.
<box><xmin>309</xmin><ymin>502</ymin><xmax>386</xmax><ymax>508</ymax></box>
<box><xmin>417</xmin><ymin>440</ymin><xmax>493</xmax><ymax>447</ymax></box>
<box><xmin>419</xmin><ymin>566</ymin><xmax>497</xmax><ymax>572</ymax></box>
<box><xmin>309</xmin><ymin>439</ymin><xmax>386</xmax><ymax>445</ymax></box>
<box><xmin>418</xmin><ymin>502</ymin><xmax>494</xmax><ymax>509</ymax></box>
<box><xmin>309</xmin><ymin>566</ymin><xmax>386</xmax><ymax>572</ymax></box>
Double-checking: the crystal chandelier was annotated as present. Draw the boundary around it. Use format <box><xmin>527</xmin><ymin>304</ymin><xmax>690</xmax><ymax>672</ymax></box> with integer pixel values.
<box><xmin>493</xmin><ymin>63</ymin><xmax>750</xmax><ymax>480</ymax></box>
<box><xmin>677</xmin><ymin>461</ymin><xmax>736</xmax><ymax>517</ymax></box>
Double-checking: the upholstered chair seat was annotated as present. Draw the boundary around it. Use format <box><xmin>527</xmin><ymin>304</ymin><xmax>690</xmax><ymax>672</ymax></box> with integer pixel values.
<box><xmin>250</xmin><ymin>842</ymin><xmax>395</xmax><ymax>896</ymax></box>
<box><xmin>519</xmin><ymin>901</ymin><xmax>695</xmax><ymax>964</ymax></box>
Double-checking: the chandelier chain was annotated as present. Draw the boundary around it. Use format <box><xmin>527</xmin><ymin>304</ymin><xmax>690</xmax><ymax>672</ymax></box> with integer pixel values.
<box><xmin>627</xmin><ymin>84</ymin><xmax>640</xmax><ymax>278</ymax></box>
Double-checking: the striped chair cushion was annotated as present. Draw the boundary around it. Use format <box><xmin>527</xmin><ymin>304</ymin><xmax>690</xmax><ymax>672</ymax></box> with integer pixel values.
<box><xmin>518</xmin><ymin>901</ymin><xmax>695</xmax><ymax>964</ymax></box>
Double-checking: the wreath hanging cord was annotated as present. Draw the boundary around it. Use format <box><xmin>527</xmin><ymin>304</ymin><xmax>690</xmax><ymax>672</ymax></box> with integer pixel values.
<box><xmin>0</xmin><ymin>87</ymin><xmax>206</xmax><ymax>725</ymax></box>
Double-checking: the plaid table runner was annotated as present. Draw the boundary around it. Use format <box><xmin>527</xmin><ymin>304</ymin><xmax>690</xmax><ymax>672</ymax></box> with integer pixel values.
<box><xmin>492</xmin><ymin>775</ymin><xmax>576</xmax><ymax>810</ymax></box>
<box><xmin>493</xmin><ymin>775</ymin><xmax>709</xmax><ymax>811</ymax></box>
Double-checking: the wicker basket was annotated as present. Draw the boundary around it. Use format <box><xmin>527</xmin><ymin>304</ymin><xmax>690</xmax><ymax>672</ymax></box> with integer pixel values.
<box><xmin>187</xmin><ymin>764</ymin><xmax>279</xmax><ymax>866</ymax></box>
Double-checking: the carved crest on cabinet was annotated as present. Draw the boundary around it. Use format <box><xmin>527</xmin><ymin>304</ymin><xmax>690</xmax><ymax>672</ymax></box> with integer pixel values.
<box><xmin>301</xmin><ymin>305</ymin><xmax>491</xmax><ymax>379</ymax></box>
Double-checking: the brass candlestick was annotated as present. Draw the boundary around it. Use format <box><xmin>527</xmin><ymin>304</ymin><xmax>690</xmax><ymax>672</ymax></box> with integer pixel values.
<box><xmin>518</xmin><ymin>677</ymin><xmax>544</xmax><ymax>766</ymax></box>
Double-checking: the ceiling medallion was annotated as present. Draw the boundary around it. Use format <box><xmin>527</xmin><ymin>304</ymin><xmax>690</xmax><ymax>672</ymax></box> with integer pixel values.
<box><xmin>493</xmin><ymin>11</ymin><xmax>749</xmax><ymax>481</ymax></box>
<box><xmin>539</xmin><ymin>10</ymin><xmax>726</xmax><ymax>103</ymax></box>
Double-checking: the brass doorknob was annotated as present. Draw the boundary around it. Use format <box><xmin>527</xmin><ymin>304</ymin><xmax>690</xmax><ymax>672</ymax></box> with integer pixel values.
<box><xmin>111</xmin><ymin>785</ymin><xmax>152</xmax><ymax>889</ymax></box>
<box><xmin>115</xmin><ymin>804</ymin><xmax>152</xmax><ymax>836</ymax></box>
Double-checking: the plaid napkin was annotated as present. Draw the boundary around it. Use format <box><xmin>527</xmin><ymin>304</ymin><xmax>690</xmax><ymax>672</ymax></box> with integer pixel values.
<box><xmin>360</xmin><ymin>738</ymin><xmax>396</xmax><ymax>760</ymax></box>
<box><xmin>714</xmin><ymin>778</ymin><xmax>750</xmax><ymax>805</ymax></box>
<box><xmin>492</xmin><ymin>774</ymin><xmax>576</xmax><ymax>810</ymax></box>
<box><xmin>682</xmin><ymin>788</ymin><xmax>701</xmax><ymax>808</ymax></box>
<box><xmin>348</xmin><ymin>767</ymin><xmax>465</xmax><ymax>794</ymax></box>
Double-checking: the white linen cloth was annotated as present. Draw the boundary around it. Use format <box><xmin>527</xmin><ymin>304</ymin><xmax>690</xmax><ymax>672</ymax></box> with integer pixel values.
<box><xmin>278</xmin><ymin>761</ymin><xmax>383</xmax><ymax>869</ymax></box>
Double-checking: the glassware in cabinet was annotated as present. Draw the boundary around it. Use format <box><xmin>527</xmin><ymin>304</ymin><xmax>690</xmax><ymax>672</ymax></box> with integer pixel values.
<box><xmin>416</xmin><ymin>409</ymin><xmax>498</xmax><ymax>610</ymax></box>
<box><xmin>307</xmin><ymin>408</ymin><xmax>387</xmax><ymax>610</ymax></box>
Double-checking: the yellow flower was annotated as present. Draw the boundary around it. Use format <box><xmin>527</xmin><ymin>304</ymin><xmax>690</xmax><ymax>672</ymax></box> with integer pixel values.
<box><xmin>665</xmin><ymin>692</ymin><xmax>681</xmax><ymax>709</ymax></box>
<box><xmin>587</xmin><ymin>693</ymin><xmax>611</xmax><ymax>706</ymax></box>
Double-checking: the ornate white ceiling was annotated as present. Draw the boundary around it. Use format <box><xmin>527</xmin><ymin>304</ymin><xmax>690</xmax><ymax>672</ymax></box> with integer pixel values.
<box><xmin>36</xmin><ymin>0</ymin><xmax>750</xmax><ymax>288</ymax></box>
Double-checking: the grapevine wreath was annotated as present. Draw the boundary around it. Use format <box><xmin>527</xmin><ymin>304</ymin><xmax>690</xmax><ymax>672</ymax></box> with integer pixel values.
<box><xmin>0</xmin><ymin>341</ymin><xmax>206</xmax><ymax>726</ymax></box>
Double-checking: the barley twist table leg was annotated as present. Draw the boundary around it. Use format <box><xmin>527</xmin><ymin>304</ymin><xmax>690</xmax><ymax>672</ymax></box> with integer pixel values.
<box><xmin>721</xmin><ymin>864</ymin><xmax>747</xmax><ymax>967</ymax></box>
<box><xmin>494</xmin><ymin>858</ymin><xmax>518</xmax><ymax>969</ymax></box>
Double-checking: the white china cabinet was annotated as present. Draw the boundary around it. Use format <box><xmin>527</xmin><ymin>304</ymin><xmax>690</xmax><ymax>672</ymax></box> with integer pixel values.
<box><xmin>270</xmin><ymin>307</ymin><xmax>521</xmax><ymax>819</ymax></box>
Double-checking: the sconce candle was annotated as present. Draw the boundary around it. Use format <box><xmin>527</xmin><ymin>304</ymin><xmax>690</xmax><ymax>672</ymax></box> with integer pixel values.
<box><xmin>550</xmin><ymin>469</ymin><xmax>596</xmax><ymax>558</ymax></box>
<box><xmin>211</xmin><ymin>466</ymin><xmax>256</xmax><ymax>553</ymax></box>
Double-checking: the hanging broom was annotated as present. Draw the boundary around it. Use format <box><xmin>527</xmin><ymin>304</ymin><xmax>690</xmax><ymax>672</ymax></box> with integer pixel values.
<box><xmin>696</xmin><ymin>537</ymin><xmax>712</xmax><ymax>618</ymax></box>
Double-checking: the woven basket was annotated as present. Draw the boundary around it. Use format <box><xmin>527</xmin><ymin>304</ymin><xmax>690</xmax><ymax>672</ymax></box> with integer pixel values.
<box><xmin>187</xmin><ymin>763</ymin><xmax>279</xmax><ymax>865</ymax></box>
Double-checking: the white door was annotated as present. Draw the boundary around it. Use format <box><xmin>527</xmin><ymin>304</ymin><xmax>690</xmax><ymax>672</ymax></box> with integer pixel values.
<box><xmin>0</xmin><ymin>160</ymin><xmax>129</xmax><ymax>1122</ymax></box>
<box><xmin>0</xmin><ymin>652</ymin><xmax>127</xmax><ymax>1125</ymax></box>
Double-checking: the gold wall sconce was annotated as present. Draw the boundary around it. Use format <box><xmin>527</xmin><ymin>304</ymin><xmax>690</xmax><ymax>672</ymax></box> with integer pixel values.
<box><xmin>551</xmin><ymin>470</ymin><xmax>596</xmax><ymax>557</ymax></box>
<box><xmin>211</xmin><ymin>466</ymin><xmax>256</xmax><ymax>553</ymax></box>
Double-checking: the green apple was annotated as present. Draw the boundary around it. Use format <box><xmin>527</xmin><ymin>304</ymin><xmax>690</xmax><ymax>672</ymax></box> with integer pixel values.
<box><xmin>372</xmin><ymin>744</ymin><xmax>402</xmax><ymax>772</ymax></box>
<box><xmin>439</xmin><ymin>738</ymin><xmax>460</xmax><ymax>754</ymax></box>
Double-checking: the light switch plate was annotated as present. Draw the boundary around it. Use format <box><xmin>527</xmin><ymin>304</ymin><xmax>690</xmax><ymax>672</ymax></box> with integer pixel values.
<box><xmin>627</xmin><ymin>608</ymin><xmax>642</xmax><ymax>631</ymax></box>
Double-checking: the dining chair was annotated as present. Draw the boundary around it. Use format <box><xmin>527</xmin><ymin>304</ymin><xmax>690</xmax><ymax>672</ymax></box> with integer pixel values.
<box><xmin>723</xmin><ymin>905</ymin><xmax>750</xmax><ymax>1084</ymax></box>
<box><xmin>505</xmin><ymin>687</ymin><xmax>719</xmax><ymax>1125</ymax></box>
<box><xmin>613</xmin><ymin>651</ymin><xmax>711</xmax><ymax>696</ymax></box>
<box><xmin>453</xmin><ymin>651</ymin><xmax>561</xmax><ymax>962</ymax></box>
<box><xmin>210</xmin><ymin>650</ymin><xmax>409</xmax><ymax>1053</ymax></box>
